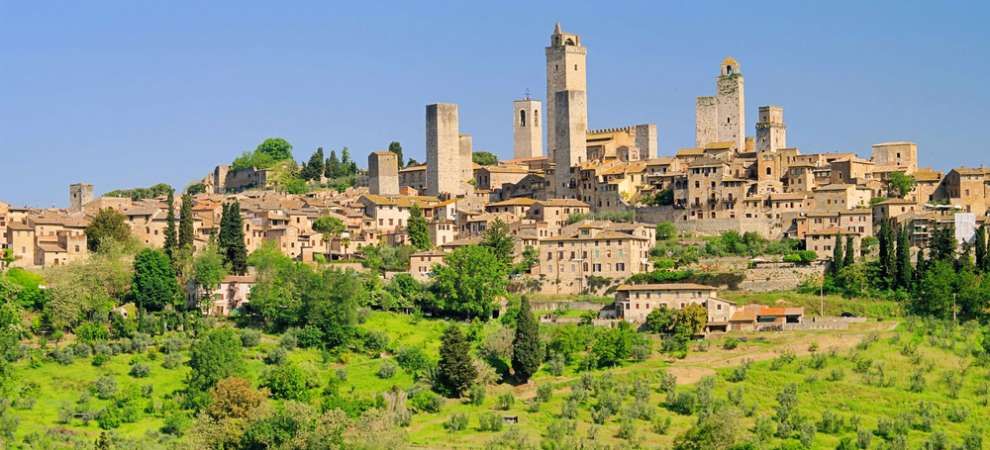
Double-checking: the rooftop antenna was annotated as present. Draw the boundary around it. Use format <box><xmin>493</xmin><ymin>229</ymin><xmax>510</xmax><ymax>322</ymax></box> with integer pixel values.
<box><xmin>524</xmin><ymin>88</ymin><xmax>531</xmax><ymax>100</ymax></box>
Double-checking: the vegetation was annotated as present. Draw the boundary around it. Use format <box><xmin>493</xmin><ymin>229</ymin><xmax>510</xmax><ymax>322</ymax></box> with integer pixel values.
<box><xmin>218</xmin><ymin>201</ymin><xmax>248</xmax><ymax>275</ymax></box>
<box><xmin>887</xmin><ymin>172</ymin><xmax>916</xmax><ymax>198</ymax></box>
<box><xmin>406</xmin><ymin>204</ymin><xmax>431</xmax><ymax>251</ymax></box>
<box><xmin>104</xmin><ymin>182</ymin><xmax>172</xmax><ymax>201</ymax></box>
<box><xmin>472</xmin><ymin>151</ymin><xmax>498</xmax><ymax>166</ymax></box>
<box><xmin>85</xmin><ymin>208</ymin><xmax>132</xmax><ymax>252</ymax></box>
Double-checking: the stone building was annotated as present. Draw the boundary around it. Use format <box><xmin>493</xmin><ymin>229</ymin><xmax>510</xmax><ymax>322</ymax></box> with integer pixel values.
<box><xmin>425</xmin><ymin>103</ymin><xmax>465</xmax><ymax>196</ymax></box>
<box><xmin>513</xmin><ymin>98</ymin><xmax>543</xmax><ymax>159</ymax></box>
<box><xmin>552</xmin><ymin>89</ymin><xmax>587</xmax><ymax>197</ymax></box>
<box><xmin>756</xmin><ymin>106</ymin><xmax>786</xmax><ymax>153</ymax></box>
<box><xmin>368</xmin><ymin>151</ymin><xmax>399</xmax><ymax>196</ymax></box>
<box><xmin>615</xmin><ymin>283</ymin><xmax>735</xmax><ymax>327</ymax></box>
<box><xmin>696</xmin><ymin>57</ymin><xmax>746</xmax><ymax>150</ymax></box>
<box><xmin>545</xmin><ymin>23</ymin><xmax>587</xmax><ymax>162</ymax></box>
<box><xmin>69</xmin><ymin>183</ymin><xmax>93</xmax><ymax>212</ymax></box>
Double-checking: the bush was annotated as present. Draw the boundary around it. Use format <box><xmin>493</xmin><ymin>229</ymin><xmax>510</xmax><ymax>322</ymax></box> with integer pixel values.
<box><xmin>496</xmin><ymin>393</ymin><xmax>515</xmax><ymax>411</ymax></box>
<box><xmin>444</xmin><ymin>413</ymin><xmax>468</xmax><ymax>432</ymax></box>
<box><xmin>264</xmin><ymin>347</ymin><xmax>287</xmax><ymax>365</ymax></box>
<box><xmin>377</xmin><ymin>360</ymin><xmax>397</xmax><ymax>379</ymax></box>
<box><xmin>536</xmin><ymin>384</ymin><xmax>553</xmax><ymax>403</ymax></box>
<box><xmin>411</xmin><ymin>390</ymin><xmax>442</xmax><ymax>413</ymax></box>
<box><xmin>261</xmin><ymin>363</ymin><xmax>309</xmax><ymax>401</ymax></box>
<box><xmin>239</xmin><ymin>329</ymin><xmax>262</xmax><ymax>348</ymax></box>
<box><xmin>129</xmin><ymin>363</ymin><xmax>150</xmax><ymax>378</ymax></box>
<box><xmin>97</xmin><ymin>405</ymin><xmax>122</xmax><ymax>430</ymax></box>
<box><xmin>478</xmin><ymin>412</ymin><xmax>503</xmax><ymax>432</ymax></box>
<box><xmin>396</xmin><ymin>346</ymin><xmax>432</xmax><ymax>378</ymax></box>
<box><xmin>91</xmin><ymin>375</ymin><xmax>118</xmax><ymax>400</ymax></box>
<box><xmin>278</xmin><ymin>332</ymin><xmax>298</xmax><ymax>350</ymax></box>
<box><xmin>162</xmin><ymin>353</ymin><xmax>183</xmax><ymax>369</ymax></box>
<box><xmin>92</xmin><ymin>353</ymin><xmax>111</xmax><ymax>367</ymax></box>
<box><xmin>295</xmin><ymin>325</ymin><xmax>325</xmax><ymax>348</ymax></box>
<box><xmin>468</xmin><ymin>384</ymin><xmax>486</xmax><ymax>406</ymax></box>
<box><xmin>722</xmin><ymin>337</ymin><xmax>740</xmax><ymax>350</ymax></box>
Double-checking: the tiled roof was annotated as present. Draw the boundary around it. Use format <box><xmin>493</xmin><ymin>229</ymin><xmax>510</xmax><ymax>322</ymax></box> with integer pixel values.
<box><xmin>616</xmin><ymin>283</ymin><xmax>717</xmax><ymax>291</ymax></box>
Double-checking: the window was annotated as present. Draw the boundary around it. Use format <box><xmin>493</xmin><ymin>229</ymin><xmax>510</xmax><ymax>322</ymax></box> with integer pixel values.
<box><xmin>519</xmin><ymin>110</ymin><xmax>526</xmax><ymax>127</ymax></box>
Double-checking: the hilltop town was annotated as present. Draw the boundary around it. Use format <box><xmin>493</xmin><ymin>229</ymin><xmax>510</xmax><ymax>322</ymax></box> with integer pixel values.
<box><xmin>1</xmin><ymin>23</ymin><xmax>989</xmax><ymax>450</ymax></box>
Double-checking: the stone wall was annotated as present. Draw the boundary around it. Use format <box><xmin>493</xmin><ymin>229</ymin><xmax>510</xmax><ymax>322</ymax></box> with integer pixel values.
<box><xmin>368</xmin><ymin>151</ymin><xmax>399</xmax><ymax>195</ymax></box>
<box><xmin>425</xmin><ymin>103</ymin><xmax>461</xmax><ymax>196</ymax></box>
<box><xmin>739</xmin><ymin>262</ymin><xmax>826</xmax><ymax>292</ymax></box>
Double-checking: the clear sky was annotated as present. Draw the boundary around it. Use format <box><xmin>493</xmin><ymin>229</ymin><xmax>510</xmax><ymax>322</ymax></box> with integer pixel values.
<box><xmin>2</xmin><ymin>0</ymin><xmax>988</xmax><ymax>207</ymax></box>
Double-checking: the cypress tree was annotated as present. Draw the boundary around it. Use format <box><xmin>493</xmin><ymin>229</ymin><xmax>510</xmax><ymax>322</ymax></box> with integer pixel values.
<box><xmin>913</xmin><ymin>246</ymin><xmax>927</xmax><ymax>288</ymax></box>
<box><xmin>163</xmin><ymin>189</ymin><xmax>178</xmax><ymax>259</ymax></box>
<box><xmin>931</xmin><ymin>225</ymin><xmax>956</xmax><ymax>262</ymax></box>
<box><xmin>406</xmin><ymin>204</ymin><xmax>431</xmax><ymax>250</ymax></box>
<box><xmin>975</xmin><ymin>225</ymin><xmax>987</xmax><ymax>272</ymax></box>
<box><xmin>895</xmin><ymin>225</ymin><xmax>912</xmax><ymax>289</ymax></box>
<box><xmin>878</xmin><ymin>220</ymin><xmax>891</xmax><ymax>284</ymax></box>
<box><xmin>388</xmin><ymin>141</ymin><xmax>403</xmax><ymax>169</ymax></box>
<box><xmin>219</xmin><ymin>201</ymin><xmax>248</xmax><ymax>275</ymax></box>
<box><xmin>511</xmin><ymin>297</ymin><xmax>543</xmax><ymax>384</ymax></box>
<box><xmin>958</xmin><ymin>242</ymin><xmax>974</xmax><ymax>272</ymax></box>
<box><xmin>325</xmin><ymin>150</ymin><xmax>340</xmax><ymax>178</ymax></box>
<box><xmin>437</xmin><ymin>325</ymin><xmax>477</xmax><ymax>397</ymax></box>
<box><xmin>302</xmin><ymin>147</ymin><xmax>325</xmax><ymax>181</ymax></box>
<box><xmin>844</xmin><ymin>236</ymin><xmax>856</xmax><ymax>267</ymax></box>
<box><xmin>832</xmin><ymin>234</ymin><xmax>845</xmax><ymax>274</ymax></box>
<box><xmin>179</xmin><ymin>193</ymin><xmax>194</xmax><ymax>250</ymax></box>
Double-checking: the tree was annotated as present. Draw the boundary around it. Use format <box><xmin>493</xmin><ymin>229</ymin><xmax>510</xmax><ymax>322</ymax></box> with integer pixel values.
<box><xmin>672</xmin><ymin>406</ymin><xmax>741</xmax><ymax>450</ymax></box>
<box><xmin>481</xmin><ymin>218</ymin><xmax>515</xmax><ymax>268</ymax></box>
<box><xmin>888</xmin><ymin>172</ymin><xmax>916</xmax><ymax>198</ymax></box>
<box><xmin>406</xmin><ymin>204</ymin><xmax>431</xmax><ymax>251</ymax></box>
<box><xmin>656</xmin><ymin>222</ymin><xmax>677</xmax><ymax>241</ymax></box>
<box><xmin>206</xmin><ymin>377</ymin><xmax>266</xmax><ymax>420</ymax></box>
<box><xmin>302</xmin><ymin>147</ymin><xmax>325</xmax><ymax>181</ymax></box>
<box><xmin>313</xmin><ymin>215</ymin><xmax>346</xmax><ymax>256</ymax></box>
<box><xmin>878</xmin><ymin>219</ymin><xmax>892</xmax><ymax>285</ymax></box>
<box><xmin>325</xmin><ymin>150</ymin><xmax>341</xmax><ymax>178</ymax></box>
<box><xmin>305</xmin><ymin>269</ymin><xmax>362</xmax><ymax>349</ymax></box>
<box><xmin>430</xmin><ymin>245</ymin><xmax>508</xmax><ymax>319</ymax></box>
<box><xmin>644</xmin><ymin>307</ymin><xmax>677</xmax><ymax>334</ymax></box>
<box><xmin>131</xmin><ymin>248</ymin><xmax>181</xmax><ymax>312</ymax></box>
<box><xmin>262</xmin><ymin>362</ymin><xmax>310</xmax><ymax>400</ymax></box>
<box><xmin>511</xmin><ymin>297</ymin><xmax>543</xmax><ymax>383</ymax></box>
<box><xmin>85</xmin><ymin>208</ymin><xmax>131</xmax><ymax>252</ymax></box>
<box><xmin>219</xmin><ymin>202</ymin><xmax>248</xmax><ymax>275</ymax></box>
<box><xmin>193</xmin><ymin>244</ymin><xmax>227</xmax><ymax>312</ymax></box>
<box><xmin>388</xmin><ymin>141</ymin><xmax>404</xmax><ymax>169</ymax></box>
<box><xmin>832</xmin><ymin>234</ymin><xmax>845</xmax><ymax>275</ymax></box>
<box><xmin>913</xmin><ymin>260</ymin><xmax>956</xmax><ymax>320</ymax></box>
<box><xmin>472</xmin><ymin>152</ymin><xmax>498</xmax><ymax>166</ymax></box>
<box><xmin>513</xmin><ymin>245</ymin><xmax>538</xmax><ymax>275</ymax></box>
<box><xmin>187</xmin><ymin>327</ymin><xmax>244</xmax><ymax>393</ymax></box>
<box><xmin>843</xmin><ymin>236</ymin><xmax>855</xmax><ymax>267</ymax></box>
<box><xmin>340</xmin><ymin>147</ymin><xmax>356</xmax><ymax>176</ymax></box>
<box><xmin>437</xmin><ymin>325</ymin><xmax>476</xmax><ymax>397</ymax></box>
<box><xmin>677</xmin><ymin>304</ymin><xmax>708</xmax><ymax>337</ymax></box>
<box><xmin>895</xmin><ymin>224</ymin><xmax>913</xmax><ymax>289</ymax></box>
<box><xmin>256</xmin><ymin>137</ymin><xmax>293</xmax><ymax>161</ymax></box>
<box><xmin>179</xmin><ymin>193</ymin><xmax>195</xmax><ymax>251</ymax></box>
<box><xmin>931</xmin><ymin>224</ymin><xmax>956</xmax><ymax>263</ymax></box>
<box><xmin>163</xmin><ymin>189</ymin><xmax>178</xmax><ymax>259</ymax></box>
<box><xmin>186</xmin><ymin>183</ymin><xmax>206</xmax><ymax>195</ymax></box>
<box><xmin>976</xmin><ymin>225</ymin><xmax>987</xmax><ymax>272</ymax></box>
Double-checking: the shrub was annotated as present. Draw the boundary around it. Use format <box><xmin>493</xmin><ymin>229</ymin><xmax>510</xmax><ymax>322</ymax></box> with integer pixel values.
<box><xmin>92</xmin><ymin>353</ymin><xmax>111</xmax><ymax>367</ymax></box>
<box><xmin>129</xmin><ymin>363</ymin><xmax>150</xmax><ymax>378</ymax></box>
<box><xmin>856</xmin><ymin>428</ymin><xmax>872</xmax><ymax>449</ymax></box>
<box><xmin>91</xmin><ymin>375</ymin><xmax>118</xmax><ymax>400</ymax></box>
<box><xmin>239</xmin><ymin>329</ymin><xmax>262</xmax><ymax>348</ymax></box>
<box><xmin>496</xmin><ymin>393</ymin><xmax>515</xmax><ymax>411</ymax></box>
<box><xmin>722</xmin><ymin>337</ymin><xmax>740</xmax><ymax>350</ymax></box>
<box><xmin>411</xmin><ymin>390</ymin><xmax>442</xmax><ymax>413</ymax></box>
<box><xmin>560</xmin><ymin>399</ymin><xmax>578</xmax><ymax>419</ymax></box>
<box><xmin>616</xmin><ymin>417</ymin><xmax>636</xmax><ymax>440</ymax></box>
<box><xmin>444</xmin><ymin>412</ymin><xmax>468</xmax><ymax>432</ymax></box>
<box><xmin>396</xmin><ymin>346</ymin><xmax>432</xmax><ymax>378</ymax></box>
<box><xmin>261</xmin><ymin>363</ymin><xmax>310</xmax><ymax>401</ymax></box>
<box><xmin>295</xmin><ymin>325</ymin><xmax>324</xmax><ymax>348</ymax></box>
<box><xmin>478</xmin><ymin>412</ymin><xmax>502</xmax><ymax>432</ymax></box>
<box><xmin>826</xmin><ymin>368</ymin><xmax>845</xmax><ymax>382</ymax></box>
<box><xmin>97</xmin><ymin>405</ymin><xmax>122</xmax><ymax>430</ymax></box>
<box><xmin>468</xmin><ymin>384</ymin><xmax>486</xmax><ymax>406</ymax></box>
<box><xmin>651</xmin><ymin>415</ymin><xmax>672</xmax><ymax>434</ymax></box>
<box><xmin>376</xmin><ymin>360</ymin><xmax>397</xmax><ymax>379</ymax></box>
<box><xmin>536</xmin><ymin>384</ymin><xmax>553</xmax><ymax>403</ymax></box>
<box><xmin>264</xmin><ymin>347</ymin><xmax>287</xmax><ymax>365</ymax></box>
<box><xmin>278</xmin><ymin>332</ymin><xmax>298</xmax><ymax>350</ymax></box>
<box><xmin>162</xmin><ymin>353</ymin><xmax>183</xmax><ymax>369</ymax></box>
<box><xmin>725</xmin><ymin>360</ymin><xmax>751</xmax><ymax>382</ymax></box>
<box><xmin>946</xmin><ymin>405</ymin><xmax>969</xmax><ymax>423</ymax></box>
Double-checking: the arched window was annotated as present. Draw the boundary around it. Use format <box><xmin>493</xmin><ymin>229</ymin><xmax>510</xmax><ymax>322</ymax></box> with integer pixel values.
<box><xmin>519</xmin><ymin>110</ymin><xmax>526</xmax><ymax>127</ymax></box>
<box><xmin>766</xmin><ymin>167</ymin><xmax>772</xmax><ymax>176</ymax></box>
<box><xmin>534</xmin><ymin>110</ymin><xmax>539</xmax><ymax>126</ymax></box>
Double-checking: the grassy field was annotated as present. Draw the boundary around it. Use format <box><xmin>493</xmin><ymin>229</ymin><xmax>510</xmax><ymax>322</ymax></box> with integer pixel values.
<box><xmin>7</xmin><ymin>308</ymin><xmax>988</xmax><ymax>449</ymax></box>
<box><xmin>721</xmin><ymin>290</ymin><xmax>903</xmax><ymax>319</ymax></box>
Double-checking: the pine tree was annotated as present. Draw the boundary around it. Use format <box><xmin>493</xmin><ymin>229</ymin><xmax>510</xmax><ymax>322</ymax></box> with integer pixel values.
<box><xmin>832</xmin><ymin>234</ymin><xmax>845</xmax><ymax>275</ymax></box>
<box><xmin>406</xmin><ymin>204</ymin><xmax>431</xmax><ymax>250</ymax></box>
<box><xmin>437</xmin><ymin>325</ymin><xmax>476</xmax><ymax>397</ymax></box>
<box><xmin>481</xmin><ymin>218</ymin><xmax>515</xmax><ymax>268</ymax></box>
<box><xmin>843</xmin><ymin>236</ymin><xmax>856</xmax><ymax>267</ymax></box>
<box><xmin>511</xmin><ymin>297</ymin><xmax>543</xmax><ymax>383</ymax></box>
<box><xmin>219</xmin><ymin>201</ymin><xmax>248</xmax><ymax>275</ymax></box>
<box><xmin>302</xmin><ymin>147</ymin><xmax>325</xmax><ymax>181</ymax></box>
<box><xmin>325</xmin><ymin>150</ymin><xmax>340</xmax><ymax>178</ymax></box>
<box><xmin>179</xmin><ymin>193</ymin><xmax>195</xmax><ymax>250</ymax></box>
<box><xmin>388</xmin><ymin>141</ymin><xmax>403</xmax><ymax>169</ymax></box>
<box><xmin>895</xmin><ymin>224</ymin><xmax>912</xmax><ymax>289</ymax></box>
<box><xmin>163</xmin><ymin>189</ymin><xmax>178</xmax><ymax>259</ymax></box>
<box><xmin>975</xmin><ymin>225</ymin><xmax>987</xmax><ymax>272</ymax></box>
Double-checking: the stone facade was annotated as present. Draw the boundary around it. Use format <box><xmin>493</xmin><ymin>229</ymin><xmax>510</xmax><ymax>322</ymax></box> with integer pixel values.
<box><xmin>871</xmin><ymin>141</ymin><xmax>918</xmax><ymax>172</ymax></box>
<box><xmin>552</xmin><ymin>90</ymin><xmax>587</xmax><ymax>197</ymax></box>
<box><xmin>756</xmin><ymin>106</ymin><xmax>786</xmax><ymax>153</ymax></box>
<box><xmin>69</xmin><ymin>183</ymin><xmax>93</xmax><ymax>212</ymax></box>
<box><xmin>545</xmin><ymin>23</ymin><xmax>587</xmax><ymax>163</ymax></box>
<box><xmin>513</xmin><ymin>98</ymin><xmax>543</xmax><ymax>159</ymax></box>
<box><xmin>425</xmin><ymin>103</ymin><xmax>463</xmax><ymax>196</ymax></box>
<box><xmin>696</xmin><ymin>58</ymin><xmax>745</xmax><ymax>150</ymax></box>
<box><xmin>459</xmin><ymin>133</ymin><xmax>473</xmax><ymax>194</ymax></box>
<box><xmin>368</xmin><ymin>151</ymin><xmax>399</xmax><ymax>196</ymax></box>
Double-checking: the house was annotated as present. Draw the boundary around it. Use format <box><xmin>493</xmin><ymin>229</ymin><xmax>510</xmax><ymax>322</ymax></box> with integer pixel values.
<box><xmin>729</xmin><ymin>304</ymin><xmax>804</xmax><ymax>331</ymax></box>
<box><xmin>188</xmin><ymin>274</ymin><xmax>256</xmax><ymax>316</ymax></box>
<box><xmin>614</xmin><ymin>283</ymin><xmax>736</xmax><ymax>332</ymax></box>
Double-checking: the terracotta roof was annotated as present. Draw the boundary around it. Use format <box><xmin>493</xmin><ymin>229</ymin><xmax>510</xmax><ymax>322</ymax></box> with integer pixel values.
<box><xmin>814</xmin><ymin>184</ymin><xmax>854</xmax><ymax>192</ymax></box>
<box><xmin>875</xmin><ymin>198</ymin><xmax>916</xmax><ymax>205</ymax></box>
<box><xmin>488</xmin><ymin>198</ymin><xmax>539</xmax><ymax>207</ymax></box>
<box><xmin>704</xmin><ymin>141</ymin><xmax>734</xmax><ymax>150</ymax></box>
<box><xmin>616</xmin><ymin>283</ymin><xmax>717</xmax><ymax>291</ymax></box>
<box><xmin>537</xmin><ymin>198</ymin><xmax>590</xmax><ymax>208</ymax></box>
<box><xmin>675</xmin><ymin>148</ymin><xmax>704</xmax><ymax>157</ymax></box>
<box><xmin>688</xmin><ymin>157</ymin><xmax>728</xmax><ymax>168</ymax></box>
<box><xmin>479</xmin><ymin>165</ymin><xmax>528</xmax><ymax>174</ymax></box>
<box><xmin>360</xmin><ymin>194</ymin><xmax>453</xmax><ymax>208</ymax></box>
<box><xmin>37</xmin><ymin>242</ymin><xmax>66</xmax><ymax>253</ymax></box>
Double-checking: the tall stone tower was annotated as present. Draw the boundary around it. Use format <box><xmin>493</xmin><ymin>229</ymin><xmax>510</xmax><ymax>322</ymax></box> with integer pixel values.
<box><xmin>426</xmin><ymin>103</ymin><xmax>463</xmax><ymax>197</ymax></box>
<box><xmin>368</xmin><ymin>151</ymin><xmax>399</xmax><ymax>196</ymax></box>
<box><xmin>634</xmin><ymin>124</ymin><xmax>658</xmax><ymax>160</ymax></box>
<box><xmin>546</xmin><ymin>23</ymin><xmax>587</xmax><ymax>162</ymax></box>
<box><xmin>756</xmin><ymin>106</ymin><xmax>786</xmax><ymax>153</ymax></box>
<box><xmin>69</xmin><ymin>183</ymin><xmax>93</xmax><ymax>212</ymax></box>
<box><xmin>716</xmin><ymin>57</ymin><xmax>745</xmax><ymax>151</ymax></box>
<box><xmin>553</xmin><ymin>90</ymin><xmax>587</xmax><ymax>198</ymax></box>
<box><xmin>695</xmin><ymin>57</ymin><xmax>745</xmax><ymax>150</ymax></box>
<box><xmin>459</xmin><ymin>133</ymin><xmax>474</xmax><ymax>193</ymax></box>
<box><xmin>513</xmin><ymin>98</ymin><xmax>543</xmax><ymax>159</ymax></box>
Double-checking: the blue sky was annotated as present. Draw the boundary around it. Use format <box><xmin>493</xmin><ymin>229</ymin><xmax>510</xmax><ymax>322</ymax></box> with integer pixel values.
<box><xmin>2</xmin><ymin>0</ymin><xmax>988</xmax><ymax>207</ymax></box>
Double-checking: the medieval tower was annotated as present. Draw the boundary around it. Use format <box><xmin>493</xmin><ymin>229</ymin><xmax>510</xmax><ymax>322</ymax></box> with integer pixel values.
<box><xmin>545</xmin><ymin>23</ymin><xmax>587</xmax><ymax>163</ymax></box>
<box><xmin>458</xmin><ymin>133</ymin><xmax>474</xmax><ymax>193</ymax></box>
<box><xmin>69</xmin><ymin>183</ymin><xmax>93</xmax><ymax>212</ymax></box>
<box><xmin>553</xmin><ymin>90</ymin><xmax>587</xmax><ymax>198</ymax></box>
<box><xmin>425</xmin><ymin>103</ymin><xmax>463</xmax><ymax>196</ymax></box>
<box><xmin>368</xmin><ymin>151</ymin><xmax>399</xmax><ymax>196</ymax></box>
<box><xmin>756</xmin><ymin>105</ymin><xmax>786</xmax><ymax>153</ymax></box>
<box><xmin>513</xmin><ymin>98</ymin><xmax>543</xmax><ymax>159</ymax></box>
<box><xmin>696</xmin><ymin>57</ymin><xmax>745</xmax><ymax>151</ymax></box>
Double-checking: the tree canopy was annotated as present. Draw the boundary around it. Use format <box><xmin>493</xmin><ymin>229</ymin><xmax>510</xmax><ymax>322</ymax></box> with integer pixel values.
<box><xmin>472</xmin><ymin>152</ymin><xmax>498</xmax><ymax>166</ymax></box>
<box><xmin>430</xmin><ymin>245</ymin><xmax>507</xmax><ymax>319</ymax></box>
<box><xmin>131</xmin><ymin>248</ymin><xmax>182</xmax><ymax>312</ymax></box>
<box><xmin>85</xmin><ymin>208</ymin><xmax>132</xmax><ymax>252</ymax></box>
<box><xmin>406</xmin><ymin>205</ymin><xmax>431</xmax><ymax>251</ymax></box>
<box><xmin>887</xmin><ymin>172</ymin><xmax>916</xmax><ymax>198</ymax></box>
